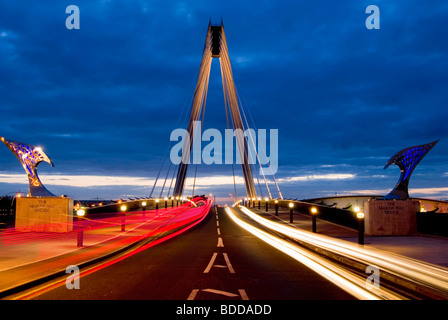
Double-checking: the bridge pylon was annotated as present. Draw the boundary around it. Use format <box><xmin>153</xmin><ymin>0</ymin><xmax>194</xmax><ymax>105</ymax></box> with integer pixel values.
<box><xmin>173</xmin><ymin>21</ymin><xmax>257</xmax><ymax>199</ymax></box>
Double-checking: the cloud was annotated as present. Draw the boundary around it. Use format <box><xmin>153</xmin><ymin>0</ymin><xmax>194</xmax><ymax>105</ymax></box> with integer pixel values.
<box><xmin>0</xmin><ymin>173</ymin><xmax>246</xmax><ymax>188</ymax></box>
<box><xmin>277</xmin><ymin>174</ymin><xmax>356</xmax><ymax>183</ymax></box>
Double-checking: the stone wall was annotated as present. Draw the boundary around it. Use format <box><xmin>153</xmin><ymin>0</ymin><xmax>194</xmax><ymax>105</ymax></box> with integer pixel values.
<box><xmin>364</xmin><ymin>199</ymin><xmax>419</xmax><ymax>235</ymax></box>
<box><xmin>16</xmin><ymin>197</ymin><xmax>73</xmax><ymax>232</ymax></box>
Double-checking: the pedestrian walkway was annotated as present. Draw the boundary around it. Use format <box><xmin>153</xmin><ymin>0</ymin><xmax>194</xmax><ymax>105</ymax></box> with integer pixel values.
<box><xmin>251</xmin><ymin>206</ymin><xmax>448</xmax><ymax>268</ymax></box>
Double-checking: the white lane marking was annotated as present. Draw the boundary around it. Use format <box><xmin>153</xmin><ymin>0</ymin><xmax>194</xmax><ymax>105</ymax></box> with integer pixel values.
<box><xmin>217</xmin><ymin>237</ymin><xmax>224</xmax><ymax>247</ymax></box>
<box><xmin>188</xmin><ymin>289</ymin><xmax>248</xmax><ymax>300</ymax></box>
<box><xmin>239</xmin><ymin>289</ymin><xmax>249</xmax><ymax>300</ymax></box>
<box><xmin>204</xmin><ymin>252</ymin><xmax>218</xmax><ymax>273</ymax></box>
<box><xmin>223</xmin><ymin>252</ymin><xmax>235</xmax><ymax>273</ymax></box>
<box><xmin>187</xmin><ymin>289</ymin><xmax>199</xmax><ymax>300</ymax></box>
<box><xmin>217</xmin><ymin>227</ymin><xmax>221</xmax><ymax>235</ymax></box>
<box><xmin>202</xmin><ymin>289</ymin><xmax>239</xmax><ymax>297</ymax></box>
<box><xmin>204</xmin><ymin>252</ymin><xmax>235</xmax><ymax>273</ymax></box>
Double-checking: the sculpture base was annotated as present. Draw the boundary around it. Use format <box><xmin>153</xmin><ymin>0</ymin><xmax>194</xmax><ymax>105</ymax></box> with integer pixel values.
<box><xmin>15</xmin><ymin>197</ymin><xmax>73</xmax><ymax>232</ymax></box>
<box><xmin>364</xmin><ymin>199</ymin><xmax>419</xmax><ymax>235</ymax></box>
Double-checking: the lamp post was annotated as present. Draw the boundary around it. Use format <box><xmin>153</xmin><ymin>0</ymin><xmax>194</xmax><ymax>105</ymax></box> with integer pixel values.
<box><xmin>141</xmin><ymin>201</ymin><xmax>147</xmax><ymax>219</ymax></box>
<box><xmin>120</xmin><ymin>205</ymin><xmax>127</xmax><ymax>232</ymax></box>
<box><xmin>258</xmin><ymin>197</ymin><xmax>261</xmax><ymax>210</ymax></box>
<box><xmin>275</xmin><ymin>200</ymin><xmax>278</xmax><ymax>216</ymax></box>
<box><xmin>252</xmin><ymin>197</ymin><xmax>255</xmax><ymax>208</ymax></box>
<box><xmin>155</xmin><ymin>198</ymin><xmax>159</xmax><ymax>210</ymax></box>
<box><xmin>357</xmin><ymin>212</ymin><xmax>365</xmax><ymax>245</ymax></box>
<box><xmin>176</xmin><ymin>196</ymin><xmax>179</xmax><ymax>207</ymax></box>
<box><xmin>265</xmin><ymin>198</ymin><xmax>269</xmax><ymax>212</ymax></box>
<box><xmin>76</xmin><ymin>208</ymin><xmax>85</xmax><ymax>247</ymax></box>
<box><xmin>171</xmin><ymin>196</ymin><xmax>174</xmax><ymax>208</ymax></box>
<box><xmin>311</xmin><ymin>207</ymin><xmax>318</xmax><ymax>233</ymax></box>
<box><xmin>164</xmin><ymin>197</ymin><xmax>168</xmax><ymax>209</ymax></box>
<box><xmin>289</xmin><ymin>202</ymin><xmax>294</xmax><ymax>223</ymax></box>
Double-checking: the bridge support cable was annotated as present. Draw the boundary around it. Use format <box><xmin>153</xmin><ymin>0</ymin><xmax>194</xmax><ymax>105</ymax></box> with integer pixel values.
<box><xmin>167</xmin><ymin>165</ymin><xmax>177</xmax><ymax>198</ymax></box>
<box><xmin>222</xmin><ymin>69</ymin><xmax>239</xmax><ymax>202</ymax></box>
<box><xmin>192</xmin><ymin>98</ymin><xmax>208</xmax><ymax>197</ymax></box>
<box><xmin>240</xmin><ymin>99</ymin><xmax>283</xmax><ymax>200</ymax></box>
<box><xmin>237</xmin><ymin>90</ymin><xmax>283</xmax><ymax>199</ymax></box>
<box><xmin>173</xmin><ymin>24</ymin><xmax>213</xmax><ymax>197</ymax></box>
<box><xmin>159</xmin><ymin>161</ymin><xmax>173</xmax><ymax>198</ymax></box>
<box><xmin>240</xmin><ymin>108</ymin><xmax>272</xmax><ymax>199</ymax></box>
<box><xmin>149</xmin><ymin>143</ymin><xmax>170</xmax><ymax>198</ymax></box>
<box><xmin>148</xmin><ymin>62</ymin><xmax>200</xmax><ymax>200</ymax></box>
<box><xmin>219</xmin><ymin>26</ymin><xmax>257</xmax><ymax>199</ymax></box>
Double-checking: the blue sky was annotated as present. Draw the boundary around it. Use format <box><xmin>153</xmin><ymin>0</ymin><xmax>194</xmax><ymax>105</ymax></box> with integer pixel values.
<box><xmin>1</xmin><ymin>1</ymin><xmax>447</xmax><ymax>202</ymax></box>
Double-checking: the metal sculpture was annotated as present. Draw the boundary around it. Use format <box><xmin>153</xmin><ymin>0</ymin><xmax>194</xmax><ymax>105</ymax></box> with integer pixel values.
<box><xmin>382</xmin><ymin>140</ymin><xmax>439</xmax><ymax>200</ymax></box>
<box><xmin>1</xmin><ymin>137</ymin><xmax>56</xmax><ymax>197</ymax></box>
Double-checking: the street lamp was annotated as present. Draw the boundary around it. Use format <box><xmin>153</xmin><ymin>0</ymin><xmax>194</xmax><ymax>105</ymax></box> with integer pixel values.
<box><xmin>275</xmin><ymin>200</ymin><xmax>279</xmax><ymax>216</ymax></box>
<box><xmin>357</xmin><ymin>211</ymin><xmax>365</xmax><ymax>245</ymax></box>
<box><xmin>252</xmin><ymin>197</ymin><xmax>256</xmax><ymax>208</ymax></box>
<box><xmin>120</xmin><ymin>205</ymin><xmax>127</xmax><ymax>232</ymax></box>
<box><xmin>141</xmin><ymin>201</ymin><xmax>147</xmax><ymax>219</ymax></box>
<box><xmin>155</xmin><ymin>198</ymin><xmax>159</xmax><ymax>210</ymax></box>
<box><xmin>176</xmin><ymin>196</ymin><xmax>179</xmax><ymax>207</ymax></box>
<box><xmin>289</xmin><ymin>202</ymin><xmax>294</xmax><ymax>223</ymax></box>
<box><xmin>265</xmin><ymin>197</ymin><xmax>269</xmax><ymax>212</ymax></box>
<box><xmin>171</xmin><ymin>196</ymin><xmax>174</xmax><ymax>208</ymax></box>
<box><xmin>258</xmin><ymin>197</ymin><xmax>261</xmax><ymax>209</ymax></box>
<box><xmin>76</xmin><ymin>208</ymin><xmax>85</xmax><ymax>247</ymax></box>
<box><xmin>164</xmin><ymin>197</ymin><xmax>168</xmax><ymax>209</ymax></box>
<box><xmin>311</xmin><ymin>207</ymin><xmax>318</xmax><ymax>233</ymax></box>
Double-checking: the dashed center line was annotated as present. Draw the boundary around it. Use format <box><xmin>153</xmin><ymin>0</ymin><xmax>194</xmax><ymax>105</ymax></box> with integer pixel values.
<box><xmin>189</xmin><ymin>207</ymin><xmax>248</xmax><ymax>300</ymax></box>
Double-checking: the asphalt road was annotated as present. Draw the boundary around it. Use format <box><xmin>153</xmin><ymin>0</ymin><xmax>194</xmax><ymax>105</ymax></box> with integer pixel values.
<box><xmin>30</xmin><ymin>206</ymin><xmax>354</xmax><ymax>300</ymax></box>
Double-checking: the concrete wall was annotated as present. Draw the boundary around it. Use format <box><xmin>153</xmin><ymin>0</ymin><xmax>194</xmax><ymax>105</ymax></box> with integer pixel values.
<box><xmin>16</xmin><ymin>197</ymin><xmax>74</xmax><ymax>232</ymax></box>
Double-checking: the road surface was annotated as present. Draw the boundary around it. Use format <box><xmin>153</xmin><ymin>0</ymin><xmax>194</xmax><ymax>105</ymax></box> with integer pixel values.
<box><xmin>25</xmin><ymin>206</ymin><xmax>354</xmax><ymax>300</ymax></box>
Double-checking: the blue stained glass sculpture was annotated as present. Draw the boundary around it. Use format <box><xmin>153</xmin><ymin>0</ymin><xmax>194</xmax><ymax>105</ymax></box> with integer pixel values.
<box><xmin>1</xmin><ymin>137</ymin><xmax>56</xmax><ymax>197</ymax></box>
<box><xmin>382</xmin><ymin>140</ymin><xmax>439</xmax><ymax>200</ymax></box>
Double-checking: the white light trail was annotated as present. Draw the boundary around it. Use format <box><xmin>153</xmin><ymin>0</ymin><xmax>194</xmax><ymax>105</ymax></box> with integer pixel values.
<box><xmin>225</xmin><ymin>207</ymin><xmax>403</xmax><ymax>300</ymax></box>
<box><xmin>236</xmin><ymin>206</ymin><xmax>448</xmax><ymax>299</ymax></box>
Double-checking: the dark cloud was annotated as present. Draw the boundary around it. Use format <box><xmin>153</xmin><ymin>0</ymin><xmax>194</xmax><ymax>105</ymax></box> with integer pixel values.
<box><xmin>0</xmin><ymin>0</ymin><xmax>447</xmax><ymax>200</ymax></box>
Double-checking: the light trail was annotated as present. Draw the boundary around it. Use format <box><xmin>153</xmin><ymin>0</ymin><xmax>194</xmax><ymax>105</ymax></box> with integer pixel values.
<box><xmin>225</xmin><ymin>207</ymin><xmax>405</xmax><ymax>300</ymax></box>
<box><xmin>3</xmin><ymin>199</ymin><xmax>212</xmax><ymax>300</ymax></box>
<box><xmin>236</xmin><ymin>206</ymin><xmax>448</xmax><ymax>299</ymax></box>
